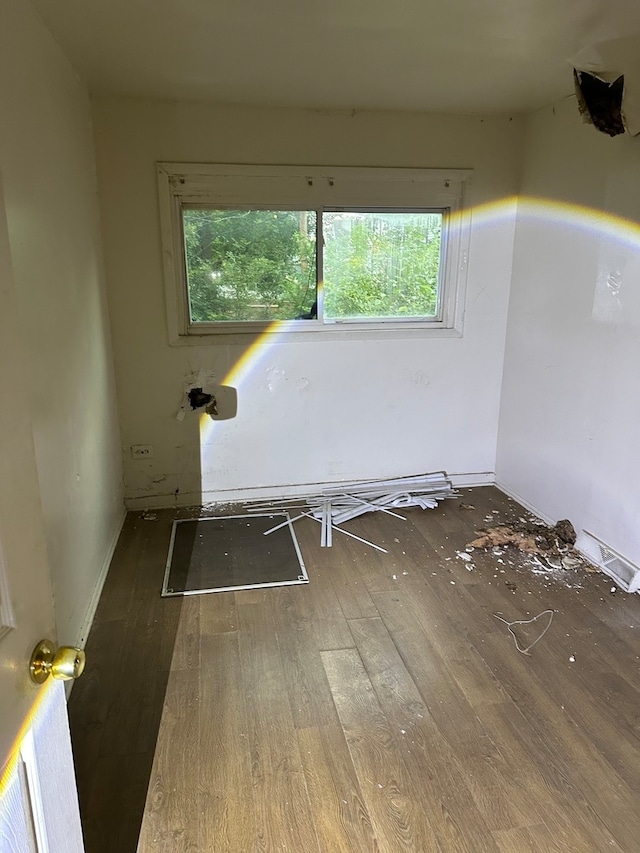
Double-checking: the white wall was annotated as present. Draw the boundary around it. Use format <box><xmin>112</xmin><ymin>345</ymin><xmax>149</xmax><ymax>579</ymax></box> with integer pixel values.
<box><xmin>92</xmin><ymin>97</ymin><xmax>522</xmax><ymax>506</ymax></box>
<box><xmin>0</xmin><ymin>0</ymin><xmax>124</xmax><ymax>644</ymax></box>
<box><xmin>497</xmin><ymin>97</ymin><xmax>640</xmax><ymax>566</ymax></box>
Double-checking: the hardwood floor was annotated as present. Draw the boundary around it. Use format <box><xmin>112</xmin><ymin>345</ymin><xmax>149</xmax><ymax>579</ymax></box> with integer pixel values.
<box><xmin>68</xmin><ymin>488</ymin><xmax>640</xmax><ymax>852</ymax></box>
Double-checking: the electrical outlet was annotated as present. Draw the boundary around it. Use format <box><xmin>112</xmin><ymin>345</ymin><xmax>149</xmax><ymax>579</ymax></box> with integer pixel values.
<box><xmin>131</xmin><ymin>444</ymin><xmax>154</xmax><ymax>459</ymax></box>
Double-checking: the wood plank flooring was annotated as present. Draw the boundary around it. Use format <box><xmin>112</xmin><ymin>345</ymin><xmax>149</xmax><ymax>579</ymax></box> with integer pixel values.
<box><xmin>69</xmin><ymin>488</ymin><xmax>640</xmax><ymax>852</ymax></box>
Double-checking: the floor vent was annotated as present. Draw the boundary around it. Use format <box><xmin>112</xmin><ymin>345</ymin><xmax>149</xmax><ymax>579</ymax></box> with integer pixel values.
<box><xmin>579</xmin><ymin>530</ymin><xmax>640</xmax><ymax>593</ymax></box>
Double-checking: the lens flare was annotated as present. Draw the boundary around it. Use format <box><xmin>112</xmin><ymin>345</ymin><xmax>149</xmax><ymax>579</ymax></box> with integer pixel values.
<box><xmin>0</xmin><ymin>680</ymin><xmax>53</xmax><ymax>796</ymax></box>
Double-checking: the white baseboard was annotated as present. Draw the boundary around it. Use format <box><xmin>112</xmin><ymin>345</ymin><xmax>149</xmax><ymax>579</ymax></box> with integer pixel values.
<box><xmin>449</xmin><ymin>471</ymin><xmax>495</xmax><ymax>488</ymax></box>
<box><xmin>124</xmin><ymin>471</ymin><xmax>498</xmax><ymax>511</ymax></box>
<box><xmin>125</xmin><ymin>492</ymin><xmax>200</xmax><ymax>511</ymax></box>
<box><xmin>75</xmin><ymin>507</ymin><xmax>127</xmax><ymax>649</ymax></box>
<box><xmin>494</xmin><ymin>480</ymin><xmax>555</xmax><ymax>525</ymax></box>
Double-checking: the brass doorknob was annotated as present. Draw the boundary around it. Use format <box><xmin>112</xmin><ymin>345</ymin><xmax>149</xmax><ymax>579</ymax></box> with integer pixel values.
<box><xmin>29</xmin><ymin>639</ymin><xmax>86</xmax><ymax>684</ymax></box>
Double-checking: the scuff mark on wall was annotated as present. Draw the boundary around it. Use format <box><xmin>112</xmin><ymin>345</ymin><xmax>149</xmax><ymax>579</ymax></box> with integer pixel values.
<box><xmin>266</xmin><ymin>366</ymin><xmax>287</xmax><ymax>392</ymax></box>
<box><xmin>401</xmin><ymin>368</ymin><xmax>431</xmax><ymax>387</ymax></box>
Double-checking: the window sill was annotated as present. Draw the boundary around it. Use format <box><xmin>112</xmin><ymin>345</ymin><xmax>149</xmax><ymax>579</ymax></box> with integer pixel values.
<box><xmin>167</xmin><ymin>321</ymin><xmax>464</xmax><ymax>347</ymax></box>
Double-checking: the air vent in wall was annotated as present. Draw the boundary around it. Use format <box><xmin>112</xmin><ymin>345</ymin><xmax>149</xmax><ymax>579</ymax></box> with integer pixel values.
<box><xmin>579</xmin><ymin>530</ymin><xmax>640</xmax><ymax>593</ymax></box>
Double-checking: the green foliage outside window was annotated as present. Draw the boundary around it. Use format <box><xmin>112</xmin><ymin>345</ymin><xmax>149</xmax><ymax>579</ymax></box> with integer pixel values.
<box><xmin>323</xmin><ymin>211</ymin><xmax>441</xmax><ymax>320</ymax></box>
<box><xmin>184</xmin><ymin>209</ymin><xmax>316</xmax><ymax>322</ymax></box>
<box><xmin>183</xmin><ymin>207</ymin><xmax>442</xmax><ymax>324</ymax></box>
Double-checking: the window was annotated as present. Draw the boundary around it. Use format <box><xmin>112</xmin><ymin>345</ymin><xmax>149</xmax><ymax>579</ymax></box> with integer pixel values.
<box><xmin>322</xmin><ymin>210</ymin><xmax>443</xmax><ymax>322</ymax></box>
<box><xmin>158</xmin><ymin>164</ymin><xmax>471</xmax><ymax>343</ymax></box>
<box><xmin>183</xmin><ymin>208</ymin><xmax>317</xmax><ymax>323</ymax></box>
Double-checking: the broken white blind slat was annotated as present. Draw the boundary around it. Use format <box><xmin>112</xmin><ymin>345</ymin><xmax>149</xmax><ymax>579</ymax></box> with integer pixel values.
<box><xmin>248</xmin><ymin>471</ymin><xmax>454</xmax><ymax>550</ymax></box>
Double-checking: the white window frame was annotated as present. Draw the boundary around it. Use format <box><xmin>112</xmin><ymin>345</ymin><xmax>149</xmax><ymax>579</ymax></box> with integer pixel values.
<box><xmin>157</xmin><ymin>163</ymin><xmax>472</xmax><ymax>345</ymax></box>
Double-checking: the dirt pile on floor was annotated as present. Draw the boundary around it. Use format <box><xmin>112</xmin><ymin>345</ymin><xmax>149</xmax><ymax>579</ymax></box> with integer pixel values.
<box><xmin>468</xmin><ymin>517</ymin><xmax>589</xmax><ymax>569</ymax></box>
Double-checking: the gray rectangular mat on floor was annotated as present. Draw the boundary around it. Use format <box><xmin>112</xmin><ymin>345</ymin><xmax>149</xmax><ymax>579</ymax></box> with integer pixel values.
<box><xmin>162</xmin><ymin>513</ymin><xmax>308</xmax><ymax>596</ymax></box>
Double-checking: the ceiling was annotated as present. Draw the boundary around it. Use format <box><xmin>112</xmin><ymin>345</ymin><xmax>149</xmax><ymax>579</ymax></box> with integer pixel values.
<box><xmin>31</xmin><ymin>0</ymin><xmax>640</xmax><ymax>114</ymax></box>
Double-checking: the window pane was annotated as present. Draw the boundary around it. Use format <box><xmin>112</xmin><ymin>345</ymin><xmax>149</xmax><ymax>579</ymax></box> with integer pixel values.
<box><xmin>183</xmin><ymin>209</ymin><xmax>317</xmax><ymax>322</ymax></box>
<box><xmin>322</xmin><ymin>211</ymin><xmax>442</xmax><ymax>321</ymax></box>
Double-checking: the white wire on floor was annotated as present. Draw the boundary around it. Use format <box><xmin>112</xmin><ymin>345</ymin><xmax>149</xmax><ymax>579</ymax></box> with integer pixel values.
<box><xmin>493</xmin><ymin>609</ymin><xmax>554</xmax><ymax>655</ymax></box>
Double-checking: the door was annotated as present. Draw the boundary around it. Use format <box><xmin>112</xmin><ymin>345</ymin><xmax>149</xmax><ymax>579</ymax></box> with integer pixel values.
<box><xmin>0</xmin><ymin>170</ymin><xmax>84</xmax><ymax>850</ymax></box>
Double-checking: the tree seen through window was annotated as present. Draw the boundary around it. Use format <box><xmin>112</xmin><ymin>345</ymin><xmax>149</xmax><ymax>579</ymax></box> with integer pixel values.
<box><xmin>182</xmin><ymin>207</ymin><xmax>442</xmax><ymax>323</ymax></box>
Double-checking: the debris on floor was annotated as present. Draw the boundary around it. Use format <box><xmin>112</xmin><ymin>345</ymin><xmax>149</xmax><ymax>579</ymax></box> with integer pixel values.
<box><xmin>466</xmin><ymin>511</ymin><xmax>598</xmax><ymax>587</ymax></box>
<box><xmin>246</xmin><ymin>472</ymin><xmax>455</xmax><ymax>552</ymax></box>
<box><xmin>468</xmin><ymin>517</ymin><xmax>576</xmax><ymax>555</ymax></box>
